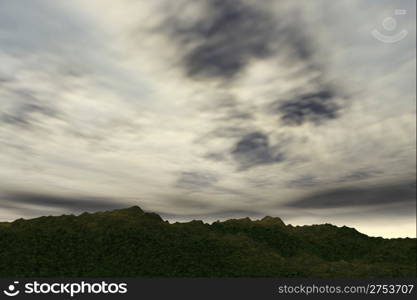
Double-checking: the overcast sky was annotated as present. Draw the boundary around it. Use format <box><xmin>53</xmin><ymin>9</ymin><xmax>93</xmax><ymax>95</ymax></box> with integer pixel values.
<box><xmin>0</xmin><ymin>0</ymin><xmax>415</xmax><ymax>237</ymax></box>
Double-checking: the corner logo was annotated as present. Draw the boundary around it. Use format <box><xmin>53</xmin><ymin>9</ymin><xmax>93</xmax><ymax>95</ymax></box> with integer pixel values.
<box><xmin>3</xmin><ymin>281</ymin><xmax>20</xmax><ymax>297</ymax></box>
<box><xmin>372</xmin><ymin>9</ymin><xmax>408</xmax><ymax>43</ymax></box>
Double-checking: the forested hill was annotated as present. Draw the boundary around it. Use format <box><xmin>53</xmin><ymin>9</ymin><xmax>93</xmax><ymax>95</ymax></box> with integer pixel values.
<box><xmin>0</xmin><ymin>206</ymin><xmax>415</xmax><ymax>277</ymax></box>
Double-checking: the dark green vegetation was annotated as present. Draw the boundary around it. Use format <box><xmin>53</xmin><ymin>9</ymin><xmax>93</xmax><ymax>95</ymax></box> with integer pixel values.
<box><xmin>0</xmin><ymin>206</ymin><xmax>415</xmax><ymax>277</ymax></box>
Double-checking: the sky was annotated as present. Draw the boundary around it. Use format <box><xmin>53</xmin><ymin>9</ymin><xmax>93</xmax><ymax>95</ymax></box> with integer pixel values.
<box><xmin>0</xmin><ymin>0</ymin><xmax>415</xmax><ymax>238</ymax></box>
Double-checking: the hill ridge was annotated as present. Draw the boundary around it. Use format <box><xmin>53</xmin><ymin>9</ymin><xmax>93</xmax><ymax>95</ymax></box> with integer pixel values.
<box><xmin>0</xmin><ymin>206</ymin><xmax>415</xmax><ymax>277</ymax></box>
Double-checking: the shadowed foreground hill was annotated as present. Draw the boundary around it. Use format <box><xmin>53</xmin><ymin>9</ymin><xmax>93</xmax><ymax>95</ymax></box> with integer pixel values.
<box><xmin>0</xmin><ymin>206</ymin><xmax>415</xmax><ymax>277</ymax></box>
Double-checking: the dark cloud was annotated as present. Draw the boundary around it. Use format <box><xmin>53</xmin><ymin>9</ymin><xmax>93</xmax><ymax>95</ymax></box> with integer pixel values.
<box><xmin>1</xmin><ymin>192</ymin><xmax>126</xmax><ymax>213</ymax></box>
<box><xmin>158</xmin><ymin>0</ymin><xmax>325</xmax><ymax>82</ymax></box>
<box><xmin>284</xmin><ymin>22</ymin><xmax>314</xmax><ymax>62</ymax></box>
<box><xmin>231</xmin><ymin>131</ymin><xmax>285</xmax><ymax>170</ymax></box>
<box><xmin>276</xmin><ymin>89</ymin><xmax>340</xmax><ymax>126</ymax></box>
<box><xmin>2</xmin><ymin>103</ymin><xmax>56</xmax><ymax>127</ymax></box>
<box><xmin>287</xmin><ymin>175</ymin><xmax>321</xmax><ymax>188</ymax></box>
<box><xmin>287</xmin><ymin>180</ymin><xmax>416</xmax><ymax>209</ymax></box>
<box><xmin>333</xmin><ymin>201</ymin><xmax>416</xmax><ymax>219</ymax></box>
<box><xmin>246</xmin><ymin>177</ymin><xmax>274</xmax><ymax>188</ymax></box>
<box><xmin>168</xmin><ymin>0</ymin><xmax>276</xmax><ymax>80</ymax></box>
<box><xmin>0</xmin><ymin>90</ymin><xmax>57</xmax><ymax>128</ymax></box>
<box><xmin>338</xmin><ymin>169</ymin><xmax>383</xmax><ymax>183</ymax></box>
<box><xmin>216</xmin><ymin>111</ymin><xmax>253</xmax><ymax>121</ymax></box>
<box><xmin>287</xmin><ymin>169</ymin><xmax>383</xmax><ymax>188</ymax></box>
<box><xmin>176</xmin><ymin>171</ymin><xmax>219</xmax><ymax>190</ymax></box>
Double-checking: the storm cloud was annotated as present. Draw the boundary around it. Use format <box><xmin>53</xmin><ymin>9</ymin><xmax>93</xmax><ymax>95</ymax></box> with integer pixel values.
<box><xmin>165</xmin><ymin>0</ymin><xmax>277</xmax><ymax>80</ymax></box>
<box><xmin>162</xmin><ymin>0</ymin><xmax>319</xmax><ymax>82</ymax></box>
<box><xmin>287</xmin><ymin>180</ymin><xmax>416</xmax><ymax>209</ymax></box>
<box><xmin>231</xmin><ymin>132</ymin><xmax>285</xmax><ymax>169</ymax></box>
<box><xmin>276</xmin><ymin>89</ymin><xmax>341</xmax><ymax>126</ymax></box>
<box><xmin>0</xmin><ymin>191</ymin><xmax>127</xmax><ymax>214</ymax></box>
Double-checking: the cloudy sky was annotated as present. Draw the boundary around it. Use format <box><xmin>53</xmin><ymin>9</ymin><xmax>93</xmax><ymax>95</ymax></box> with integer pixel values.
<box><xmin>0</xmin><ymin>0</ymin><xmax>415</xmax><ymax>237</ymax></box>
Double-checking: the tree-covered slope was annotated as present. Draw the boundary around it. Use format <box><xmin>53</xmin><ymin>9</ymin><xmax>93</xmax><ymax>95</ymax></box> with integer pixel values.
<box><xmin>0</xmin><ymin>206</ymin><xmax>415</xmax><ymax>277</ymax></box>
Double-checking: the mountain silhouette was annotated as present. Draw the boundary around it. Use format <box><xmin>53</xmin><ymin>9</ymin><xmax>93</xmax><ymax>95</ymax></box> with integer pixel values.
<box><xmin>0</xmin><ymin>206</ymin><xmax>415</xmax><ymax>277</ymax></box>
